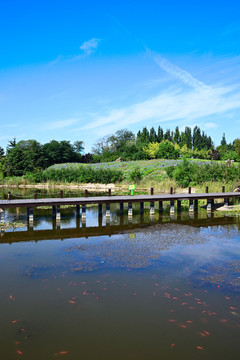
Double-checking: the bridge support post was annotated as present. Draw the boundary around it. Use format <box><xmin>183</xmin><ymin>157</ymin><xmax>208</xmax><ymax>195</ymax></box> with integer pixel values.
<box><xmin>150</xmin><ymin>201</ymin><xmax>154</xmax><ymax>216</ymax></box>
<box><xmin>194</xmin><ymin>199</ymin><xmax>198</xmax><ymax>211</ymax></box>
<box><xmin>128</xmin><ymin>202</ymin><xmax>133</xmax><ymax>217</ymax></box>
<box><xmin>82</xmin><ymin>205</ymin><xmax>86</xmax><ymax>222</ymax></box>
<box><xmin>177</xmin><ymin>200</ymin><xmax>181</xmax><ymax>212</ymax></box>
<box><xmin>224</xmin><ymin>198</ymin><xmax>229</xmax><ymax>207</ymax></box>
<box><xmin>189</xmin><ymin>199</ymin><xmax>194</xmax><ymax>212</ymax></box>
<box><xmin>0</xmin><ymin>208</ymin><xmax>5</xmax><ymax>223</ymax></box>
<box><xmin>170</xmin><ymin>201</ymin><xmax>175</xmax><ymax>215</ymax></box>
<box><xmin>76</xmin><ymin>204</ymin><xmax>80</xmax><ymax>218</ymax></box>
<box><xmin>119</xmin><ymin>202</ymin><xmax>124</xmax><ymax>215</ymax></box>
<box><xmin>52</xmin><ymin>206</ymin><xmax>56</xmax><ymax>218</ymax></box>
<box><xmin>27</xmin><ymin>207</ymin><xmax>33</xmax><ymax>224</ymax></box>
<box><xmin>106</xmin><ymin>204</ymin><xmax>110</xmax><ymax>218</ymax></box>
<box><xmin>207</xmin><ymin>199</ymin><xmax>212</xmax><ymax>212</ymax></box>
<box><xmin>140</xmin><ymin>202</ymin><xmax>144</xmax><ymax>214</ymax></box>
<box><xmin>56</xmin><ymin>205</ymin><xmax>61</xmax><ymax>220</ymax></box>
<box><xmin>98</xmin><ymin>203</ymin><xmax>103</xmax><ymax>216</ymax></box>
<box><xmin>159</xmin><ymin>201</ymin><xmax>163</xmax><ymax>213</ymax></box>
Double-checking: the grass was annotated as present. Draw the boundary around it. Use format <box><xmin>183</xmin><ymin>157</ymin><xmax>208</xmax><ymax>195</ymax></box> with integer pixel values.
<box><xmin>1</xmin><ymin>158</ymin><xmax>240</xmax><ymax>195</ymax></box>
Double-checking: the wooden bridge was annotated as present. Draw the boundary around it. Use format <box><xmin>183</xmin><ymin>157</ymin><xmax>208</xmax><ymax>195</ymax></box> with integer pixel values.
<box><xmin>0</xmin><ymin>187</ymin><xmax>239</xmax><ymax>224</ymax></box>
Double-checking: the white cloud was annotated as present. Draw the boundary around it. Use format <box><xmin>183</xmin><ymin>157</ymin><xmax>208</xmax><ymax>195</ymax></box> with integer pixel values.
<box><xmin>78</xmin><ymin>84</ymin><xmax>240</xmax><ymax>132</ymax></box>
<box><xmin>80</xmin><ymin>38</ymin><xmax>101</xmax><ymax>55</ymax></box>
<box><xmin>76</xmin><ymin>53</ymin><xmax>240</xmax><ymax>135</ymax></box>
<box><xmin>152</xmin><ymin>52</ymin><xmax>207</xmax><ymax>90</ymax></box>
<box><xmin>204</xmin><ymin>122</ymin><xmax>218</xmax><ymax>129</ymax></box>
<box><xmin>44</xmin><ymin>119</ymin><xmax>78</xmax><ymax>130</ymax></box>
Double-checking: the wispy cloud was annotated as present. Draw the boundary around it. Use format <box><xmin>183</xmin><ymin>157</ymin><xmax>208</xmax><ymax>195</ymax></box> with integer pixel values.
<box><xmin>151</xmin><ymin>51</ymin><xmax>207</xmax><ymax>90</ymax></box>
<box><xmin>44</xmin><ymin>118</ymin><xmax>78</xmax><ymax>130</ymax></box>
<box><xmin>48</xmin><ymin>53</ymin><xmax>86</xmax><ymax>67</ymax></box>
<box><xmin>80</xmin><ymin>38</ymin><xmax>101</xmax><ymax>55</ymax></box>
<box><xmin>222</xmin><ymin>23</ymin><xmax>240</xmax><ymax>36</ymax></box>
<box><xmin>48</xmin><ymin>38</ymin><xmax>100</xmax><ymax>67</ymax></box>
<box><xmin>204</xmin><ymin>122</ymin><xmax>218</xmax><ymax>129</ymax></box>
<box><xmin>76</xmin><ymin>53</ymin><xmax>240</xmax><ymax>135</ymax></box>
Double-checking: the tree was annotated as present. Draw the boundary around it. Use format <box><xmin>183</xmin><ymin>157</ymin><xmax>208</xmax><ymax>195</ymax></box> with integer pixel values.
<box><xmin>0</xmin><ymin>146</ymin><xmax>4</xmax><ymax>157</ymax></box>
<box><xmin>184</xmin><ymin>127</ymin><xmax>192</xmax><ymax>149</ymax></box>
<box><xmin>234</xmin><ymin>138</ymin><xmax>240</xmax><ymax>160</ymax></box>
<box><xmin>4</xmin><ymin>140</ymin><xmax>46</xmax><ymax>176</ymax></box>
<box><xmin>74</xmin><ymin>141</ymin><xmax>84</xmax><ymax>154</ymax></box>
<box><xmin>221</xmin><ymin>133</ymin><xmax>227</xmax><ymax>147</ymax></box>
<box><xmin>173</xmin><ymin>126</ymin><xmax>180</xmax><ymax>144</ymax></box>
<box><xmin>149</xmin><ymin>127</ymin><xmax>157</xmax><ymax>142</ymax></box>
<box><xmin>157</xmin><ymin>126</ymin><xmax>164</xmax><ymax>142</ymax></box>
<box><xmin>142</xmin><ymin>142</ymin><xmax>160</xmax><ymax>159</ymax></box>
<box><xmin>157</xmin><ymin>140</ymin><xmax>180</xmax><ymax>159</ymax></box>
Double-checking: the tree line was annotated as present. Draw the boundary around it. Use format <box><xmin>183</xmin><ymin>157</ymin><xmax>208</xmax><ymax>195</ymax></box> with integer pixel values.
<box><xmin>0</xmin><ymin>139</ymin><xmax>91</xmax><ymax>177</ymax></box>
<box><xmin>92</xmin><ymin>126</ymin><xmax>240</xmax><ymax>162</ymax></box>
<box><xmin>0</xmin><ymin>126</ymin><xmax>240</xmax><ymax>178</ymax></box>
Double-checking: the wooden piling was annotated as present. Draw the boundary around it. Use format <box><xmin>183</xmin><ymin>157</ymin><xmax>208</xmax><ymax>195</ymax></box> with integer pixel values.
<box><xmin>177</xmin><ymin>200</ymin><xmax>181</xmax><ymax>212</ymax></box>
<box><xmin>128</xmin><ymin>202</ymin><xmax>133</xmax><ymax>217</ymax></box>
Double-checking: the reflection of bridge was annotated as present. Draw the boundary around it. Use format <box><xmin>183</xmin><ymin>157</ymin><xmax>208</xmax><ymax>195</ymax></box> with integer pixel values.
<box><xmin>1</xmin><ymin>214</ymin><xmax>239</xmax><ymax>244</ymax></box>
<box><xmin>0</xmin><ymin>190</ymin><xmax>239</xmax><ymax>223</ymax></box>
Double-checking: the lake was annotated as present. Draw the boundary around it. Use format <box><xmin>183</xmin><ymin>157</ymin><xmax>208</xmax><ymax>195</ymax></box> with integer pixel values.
<box><xmin>0</xmin><ymin>188</ymin><xmax>240</xmax><ymax>359</ymax></box>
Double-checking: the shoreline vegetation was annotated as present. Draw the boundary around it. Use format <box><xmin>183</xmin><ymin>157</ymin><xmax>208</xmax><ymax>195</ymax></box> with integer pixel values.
<box><xmin>0</xmin><ymin>158</ymin><xmax>239</xmax><ymax>194</ymax></box>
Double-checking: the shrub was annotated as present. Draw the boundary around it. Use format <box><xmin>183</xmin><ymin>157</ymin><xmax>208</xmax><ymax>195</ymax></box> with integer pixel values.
<box><xmin>128</xmin><ymin>166</ymin><xmax>143</xmax><ymax>182</ymax></box>
<box><xmin>157</xmin><ymin>140</ymin><xmax>180</xmax><ymax>159</ymax></box>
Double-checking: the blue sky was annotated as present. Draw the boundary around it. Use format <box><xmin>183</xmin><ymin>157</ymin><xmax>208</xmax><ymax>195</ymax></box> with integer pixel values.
<box><xmin>0</xmin><ymin>0</ymin><xmax>240</xmax><ymax>152</ymax></box>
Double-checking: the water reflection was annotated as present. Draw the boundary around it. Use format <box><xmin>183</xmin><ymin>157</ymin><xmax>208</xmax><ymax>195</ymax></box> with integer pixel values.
<box><xmin>1</xmin><ymin>188</ymin><xmax>240</xmax><ymax>359</ymax></box>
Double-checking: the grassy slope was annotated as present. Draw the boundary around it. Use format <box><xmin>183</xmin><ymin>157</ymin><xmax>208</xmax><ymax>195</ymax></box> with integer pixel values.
<box><xmin>48</xmin><ymin>159</ymin><xmax>238</xmax><ymax>193</ymax></box>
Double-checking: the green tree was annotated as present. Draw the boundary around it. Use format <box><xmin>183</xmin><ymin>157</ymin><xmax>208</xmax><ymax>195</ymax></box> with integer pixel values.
<box><xmin>184</xmin><ymin>127</ymin><xmax>192</xmax><ymax>149</ymax></box>
<box><xmin>157</xmin><ymin>126</ymin><xmax>164</xmax><ymax>142</ymax></box>
<box><xmin>4</xmin><ymin>140</ymin><xmax>45</xmax><ymax>176</ymax></box>
<box><xmin>221</xmin><ymin>133</ymin><xmax>227</xmax><ymax>147</ymax></box>
<box><xmin>143</xmin><ymin>142</ymin><xmax>160</xmax><ymax>159</ymax></box>
<box><xmin>0</xmin><ymin>146</ymin><xmax>4</xmax><ymax>157</ymax></box>
<box><xmin>173</xmin><ymin>126</ymin><xmax>180</xmax><ymax>144</ymax></box>
<box><xmin>157</xmin><ymin>140</ymin><xmax>180</xmax><ymax>159</ymax></box>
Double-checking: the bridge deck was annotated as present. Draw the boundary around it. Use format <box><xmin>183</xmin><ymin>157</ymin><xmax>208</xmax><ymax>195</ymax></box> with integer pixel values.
<box><xmin>0</xmin><ymin>192</ymin><xmax>239</xmax><ymax>208</ymax></box>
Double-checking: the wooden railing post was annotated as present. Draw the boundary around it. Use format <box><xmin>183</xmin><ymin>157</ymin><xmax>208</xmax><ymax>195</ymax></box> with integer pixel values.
<box><xmin>85</xmin><ymin>189</ymin><xmax>88</xmax><ymax>198</ymax></box>
<box><xmin>108</xmin><ymin>188</ymin><xmax>111</xmax><ymax>196</ymax></box>
<box><xmin>150</xmin><ymin>187</ymin><xmax>154</xmax><ymax>195</ymax></box>
<box><xmin>8</xmin><ymin>191</ymin><xmax>11</xmax><ymax>200</ymax></box>
<box><xmin>60</xmin><ymin>190</ymin><xmax>63</xmax><ymax>198</ymax></box>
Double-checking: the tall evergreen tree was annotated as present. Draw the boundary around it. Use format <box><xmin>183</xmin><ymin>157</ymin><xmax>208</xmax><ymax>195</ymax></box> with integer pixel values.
<box><xmin>173</xmin><ymin>126</ymin><xmax>180</xmax><ymax>144</ymax></box>
<box><xmin>149</xmin><ymin>127</ymin><xmax>157</xmax><ymax>142</ymax></box>
<box><xmin>184</xmin><ymin>127</ymin><xmax>192</xmax><ymax>149</ymax></box>
<box><xmin>221</xmin><ymin>133</ymin><xmax>227</xmax><ymax>147</ymax></box>
<box><xmin>193</xmin><ymin>126</ymin><xmax>201</xmax><ymax>150</ymax></box>
<box><xmin>164</xmin><ymin>129</ymin><xmax>171</xmax><ymax>141</ymax></box>
<box><xmin>157</xmin><ymin>126</ymin><xmax>164</xmax><ymax>142</ymax></box>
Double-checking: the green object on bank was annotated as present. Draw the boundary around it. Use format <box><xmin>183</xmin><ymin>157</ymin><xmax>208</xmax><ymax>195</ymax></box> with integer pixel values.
<box><xmin>128</xmin><ymin>184</ymin><xmax>136</xmax><ymax>195</ymax></box>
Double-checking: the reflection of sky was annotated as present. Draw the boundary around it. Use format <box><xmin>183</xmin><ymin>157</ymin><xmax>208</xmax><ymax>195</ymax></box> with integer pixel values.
<box><xmin>2</xmin><ymin>222</ymin><xmax>240</xmax><ymax>291</ymax></box>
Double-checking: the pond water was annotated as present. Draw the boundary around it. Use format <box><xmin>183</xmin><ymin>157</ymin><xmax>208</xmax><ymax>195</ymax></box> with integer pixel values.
<box><xmin>0</xmin><ymin>188</ymin><xmax>240</xmax><ymax>359</ymax></box>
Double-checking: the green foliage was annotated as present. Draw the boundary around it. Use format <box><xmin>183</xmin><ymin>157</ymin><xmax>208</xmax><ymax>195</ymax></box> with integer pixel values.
<box><xmin>156</xmin><ymin>140</ymin><xmax>180</xmax><ymax>159</ymax></box>
<box><xmin>24</xmin><ymin>166</ymin><xmax>124</xmax><ymax>184</ymax></box>
<box><xmin>167</xmin><ymin>159</ymin><xmax>240</xmax><ymax>187</ymax></box>
<box><xmin>166</xmin><ymin>158</ymin><xmax>193</xmax><ymax>187</ymax></box>
<box><xmin>142</xmin><ymin>142</ymin><xmax>160</xmax><ymax>159</ymax></box>
<box><xmin>220</xmin><ymin>150</ymin><xmax>238</xmax><ymax>161</ymax></box>
<box><xmin>128</xmin><ymin>166</ymin><xmax>143</xmax><ymax>182</ymax></box>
